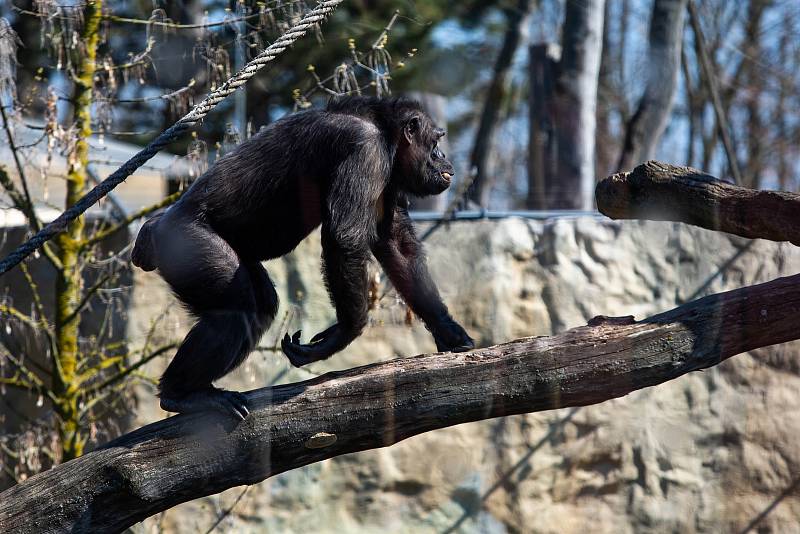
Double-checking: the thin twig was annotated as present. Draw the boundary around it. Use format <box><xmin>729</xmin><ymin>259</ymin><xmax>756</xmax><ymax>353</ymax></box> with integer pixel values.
<box><xmin>0</xmin><ymin>304</ymin><xmax>44</xmax><ymax>333</ymax></box>
<box><xmin>0</xmin><ymin>104</ymin><xmax>38</xmax><ymax>232</ymax></box>
<box><xmin>82</xmin><ymin>190</ymin><xmax>184</xmax><ymax>249</ymax></box>
<box><xmin>203</xmin><ymin>486</ymin><xmax>251</xmax><ymax>534</ymax></box>
<box><xmin>2</xmin><ymin>352</ymin><xmax>55</xmax><ymax>402</ymax></box>
<box><xmin>113</xmin><ymin>80</ymin><xmax>196</xmax><ymax>104</ymax></box>
<box><xmin>86</xmin><ymin>342</ymin><xmax>178</xmax><ymax>395</ymax></box>
<box><xmin>687</xmin><ymin>0</ymin><xmax>743</xmax><ymax>185</ymax></box>
<box><xmin>12</xmin><ymin>3</ymin><xmax>296</xmax><ymax>30</ymax></box>
<box><xmin>370</xmin><ymin>10</ymin><xmax>401</xmax><ymax>49</ymax></box>
<box><xmin>107</xmin><ymin>13</ymin><xmax>259</xmax><ymax>30</ymax></box>
<box><xmin>0</xmin><ymin>114</ymin><xmax>62</xmax><ymax>270</ymax></box>
<box><xmin>0</xmin><ymin>166</ymin><xmax>28</xmax><ymax>214</ymax></box>
<box><xmin>17</xmin><ymin>261</ymin><xmax>57</xmax><ymax>362</ymax></box>
<box><xmin>62</xmin><ymin>273</ymin><xmax>111</xmax><ymax>325</ymax></box>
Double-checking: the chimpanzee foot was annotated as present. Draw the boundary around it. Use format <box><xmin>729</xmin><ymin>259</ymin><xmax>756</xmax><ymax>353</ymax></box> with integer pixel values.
<box><xmin>160</xmin><ymin>388</ymin><xmax>250</xmax><ymax>421</ymax></box>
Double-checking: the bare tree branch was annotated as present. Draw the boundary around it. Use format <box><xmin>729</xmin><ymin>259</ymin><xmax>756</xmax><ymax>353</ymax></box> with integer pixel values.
<box><xmin>596</xmin><ymin>160</ymin><xmax>800</xmax><ymax>245</ymax></box>
<box><xmin>687</xmin><ymin>0</ymin><xmax>743</xmax><ymax>185</ymax></box>
<box><xmin>81</xmin><ymin>190</ymin><xmax>184</xmax><ymax>250</ymax></box>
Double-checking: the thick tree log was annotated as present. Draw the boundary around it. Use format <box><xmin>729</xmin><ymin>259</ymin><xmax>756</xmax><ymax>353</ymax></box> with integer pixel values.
<box><xmin>2</xmin><ymin>271</ymin><xmax>800</xmax><ymax>533</ymax></box>
<box><xmin>596</xmin><ymin>160</ymin><xmax>800</xmax><ymax>245</ymax></box>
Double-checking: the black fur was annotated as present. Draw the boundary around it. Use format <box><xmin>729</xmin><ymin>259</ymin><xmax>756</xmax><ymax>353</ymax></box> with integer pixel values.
<box><xmin>132</xmin><ymin>96</ymin><xmax>473</xmax><ymax>419</ymax></box>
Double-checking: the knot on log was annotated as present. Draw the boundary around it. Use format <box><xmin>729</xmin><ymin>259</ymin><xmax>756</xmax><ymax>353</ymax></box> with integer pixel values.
<box><xmin>588</xmin><ymin>315</ymin><xmax>636</xmax><ymax>327</ymax></box>
<box><xmin>304</xmin><ymin>432</ymin><xmax>337</xmax><ymax>449</ymax></box>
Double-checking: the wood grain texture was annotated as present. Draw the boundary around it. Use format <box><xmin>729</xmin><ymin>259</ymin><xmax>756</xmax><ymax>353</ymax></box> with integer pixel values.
<box><xmin>596</xmin><ymin>160</ymin><xmax>800</xmax><ymax>245</ymax></box>
<box><xmin>2</xmin><ymin>272</ymin><xmax>799</xmax><ymax>533</ymax></box>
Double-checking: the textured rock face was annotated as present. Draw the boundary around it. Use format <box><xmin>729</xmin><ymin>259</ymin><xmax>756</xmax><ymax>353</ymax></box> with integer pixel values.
<box><xmin>129</xmin><ymin>217</ymin><xmax>800</xmax><ymax>534</ymax></box>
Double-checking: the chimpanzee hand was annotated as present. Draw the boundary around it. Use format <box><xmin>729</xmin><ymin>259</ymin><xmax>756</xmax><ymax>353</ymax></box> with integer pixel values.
<box><xmin>430</xmin><ymin>317</ymin><xmax>474</xmax><ymax>353</ymax></box>
<box><xmin>281</xmin><ymin>324</ymin><xmax>350</xmax><ymax>367</ymax></box>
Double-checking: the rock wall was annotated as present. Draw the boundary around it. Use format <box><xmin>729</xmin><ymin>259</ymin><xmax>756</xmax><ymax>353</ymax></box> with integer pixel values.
<box><xmin>128</xmin><ymin>217</ymin><xmax>800</xmax><ymax>533</ymax></box>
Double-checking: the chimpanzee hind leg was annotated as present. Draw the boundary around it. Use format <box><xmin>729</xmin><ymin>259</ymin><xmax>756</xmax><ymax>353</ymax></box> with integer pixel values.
<box><xmin>156</xmin><ymin>225</ymin><xmax>277</xmax><ymax>420</ymax></box>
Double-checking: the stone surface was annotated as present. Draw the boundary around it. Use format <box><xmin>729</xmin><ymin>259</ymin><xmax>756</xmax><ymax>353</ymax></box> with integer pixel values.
<box><xmin>127</xmin><ymin>217</ymin><xmax>800</xmax><ymax>534</ymax></box>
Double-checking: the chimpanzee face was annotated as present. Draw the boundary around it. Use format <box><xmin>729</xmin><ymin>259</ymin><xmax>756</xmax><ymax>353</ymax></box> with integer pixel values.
<box><xmin>397</xmin><ymin>113</ymin><xmax>455</xmax><ymax>197</ymax></box>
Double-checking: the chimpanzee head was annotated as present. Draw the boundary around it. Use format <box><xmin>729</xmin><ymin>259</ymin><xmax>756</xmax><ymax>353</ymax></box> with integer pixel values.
<box><xmin>394</xmin><ymin>107</ymin><xmax>455</xmax><ymax>197</ymax></box>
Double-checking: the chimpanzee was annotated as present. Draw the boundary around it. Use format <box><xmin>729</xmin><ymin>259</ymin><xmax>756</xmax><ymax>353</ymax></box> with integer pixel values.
<box><xmin>131</xmin><ymin>96</ymin><xmax>474</xmax><ymax>420</ymax></box>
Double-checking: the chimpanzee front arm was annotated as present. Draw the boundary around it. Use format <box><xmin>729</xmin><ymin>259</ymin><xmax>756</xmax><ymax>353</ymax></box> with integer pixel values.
<box><xmin>371</xmin><ymin>203</ymin><xmax>474</xmax><ymax>352</ymax></box>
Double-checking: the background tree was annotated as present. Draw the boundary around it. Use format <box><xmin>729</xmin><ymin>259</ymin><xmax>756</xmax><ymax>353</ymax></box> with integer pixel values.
<box><xmin>528</xmin><ymin>0</ymin><xmax>605</xmax><ymax>209</ymax></box>
<box><xmin>465</xmin><ymin>0</ymin><xmax>535</xmax><ymax>208</ymax></box>
<box><xmin>616</xmin><ymin>0</ymin><xmax>688</xmax><ymax>172</ymax></box>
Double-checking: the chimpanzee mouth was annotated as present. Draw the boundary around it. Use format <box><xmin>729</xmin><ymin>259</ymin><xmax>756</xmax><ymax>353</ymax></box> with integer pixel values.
<box><xmin>440</xmin><ymin>172</ymin><xmax>452</xmax><ymax>183</ymax></box>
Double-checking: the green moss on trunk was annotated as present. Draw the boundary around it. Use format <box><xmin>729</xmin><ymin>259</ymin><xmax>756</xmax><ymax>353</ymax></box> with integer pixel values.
<box><xmin>53</xmin><ymin>0</ymin><xmax>103</xmax><ymax>461</ymax></box>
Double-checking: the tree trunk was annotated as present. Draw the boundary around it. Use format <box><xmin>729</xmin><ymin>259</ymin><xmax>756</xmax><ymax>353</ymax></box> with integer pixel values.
<box><xmin>740</xmin><ymin>0</ymin><xmax>769</xmax><ymax>190</ymax></box>
<box><xmin>617</xmin><ymin>0</ymin><xmax>687</xmax><ymax>172</ymax></box>
<box><xmin>527</xmin><ymin>43</ymin><xmax>560</xmax><ymax>209</ymax></box>
<box><xmin>52</xmin><ymin>0</ymin><xmax>103</xmax><ymax>462</ymax></box>
<box><xmin>680</xmin><ymin>47</ymin><xmax>697</xmax><ymax>167</ymax></box>
<box><xmin>529</xmin><ymin>0</ymin><xmax>605</xmax><ymax>210</ymax></box>
<box><xmin>467</xmin><ymin>0</ymin><xmax>534</xmax><ymax>208</ymax></box>
<box><xmin>775</xmin><ymin>15</ymin><xmax>791</xmax><ymax>191</ymax></box>
<box><xmin>594</xmin><ymin>0</ymin><xmax>612</xmax><ymax>181</ymax></box>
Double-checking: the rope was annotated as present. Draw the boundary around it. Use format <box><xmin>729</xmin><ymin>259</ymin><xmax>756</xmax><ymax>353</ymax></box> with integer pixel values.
<box><xmin>0</xmin><ymin>0</ymin><xmax>345</xmax><ymax>276</ymax></box>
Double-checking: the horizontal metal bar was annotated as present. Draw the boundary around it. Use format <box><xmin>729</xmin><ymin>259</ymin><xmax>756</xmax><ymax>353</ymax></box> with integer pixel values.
<box><xmin>408</xmin><ymin>209</ymin><xmax>603</xmax><ymax>222</ymax></box>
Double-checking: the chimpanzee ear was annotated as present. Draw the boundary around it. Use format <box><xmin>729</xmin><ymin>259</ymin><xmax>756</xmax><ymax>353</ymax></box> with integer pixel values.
<box><xmin>403</xmin><ymin>116</ymin><xmax>421</xmax><ymax>145</ymax></box>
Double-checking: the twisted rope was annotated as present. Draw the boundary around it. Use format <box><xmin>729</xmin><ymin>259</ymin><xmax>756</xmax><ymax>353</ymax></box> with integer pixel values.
<box><xmin>0</xmin><ymin>0</ymin><xmax>344</xmax><ymax>276</ymax></box>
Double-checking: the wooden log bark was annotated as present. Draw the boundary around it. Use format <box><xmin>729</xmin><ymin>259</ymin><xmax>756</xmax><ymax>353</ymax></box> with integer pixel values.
<box><xmin>2</xmin><ymin>270</ymin><xmax>800</xmax><ymax>532</ymax></box>
<box><xmin>596</xmin><ymin>160</ymin><xmax>800</xmax><ymax>245</ymax></box>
